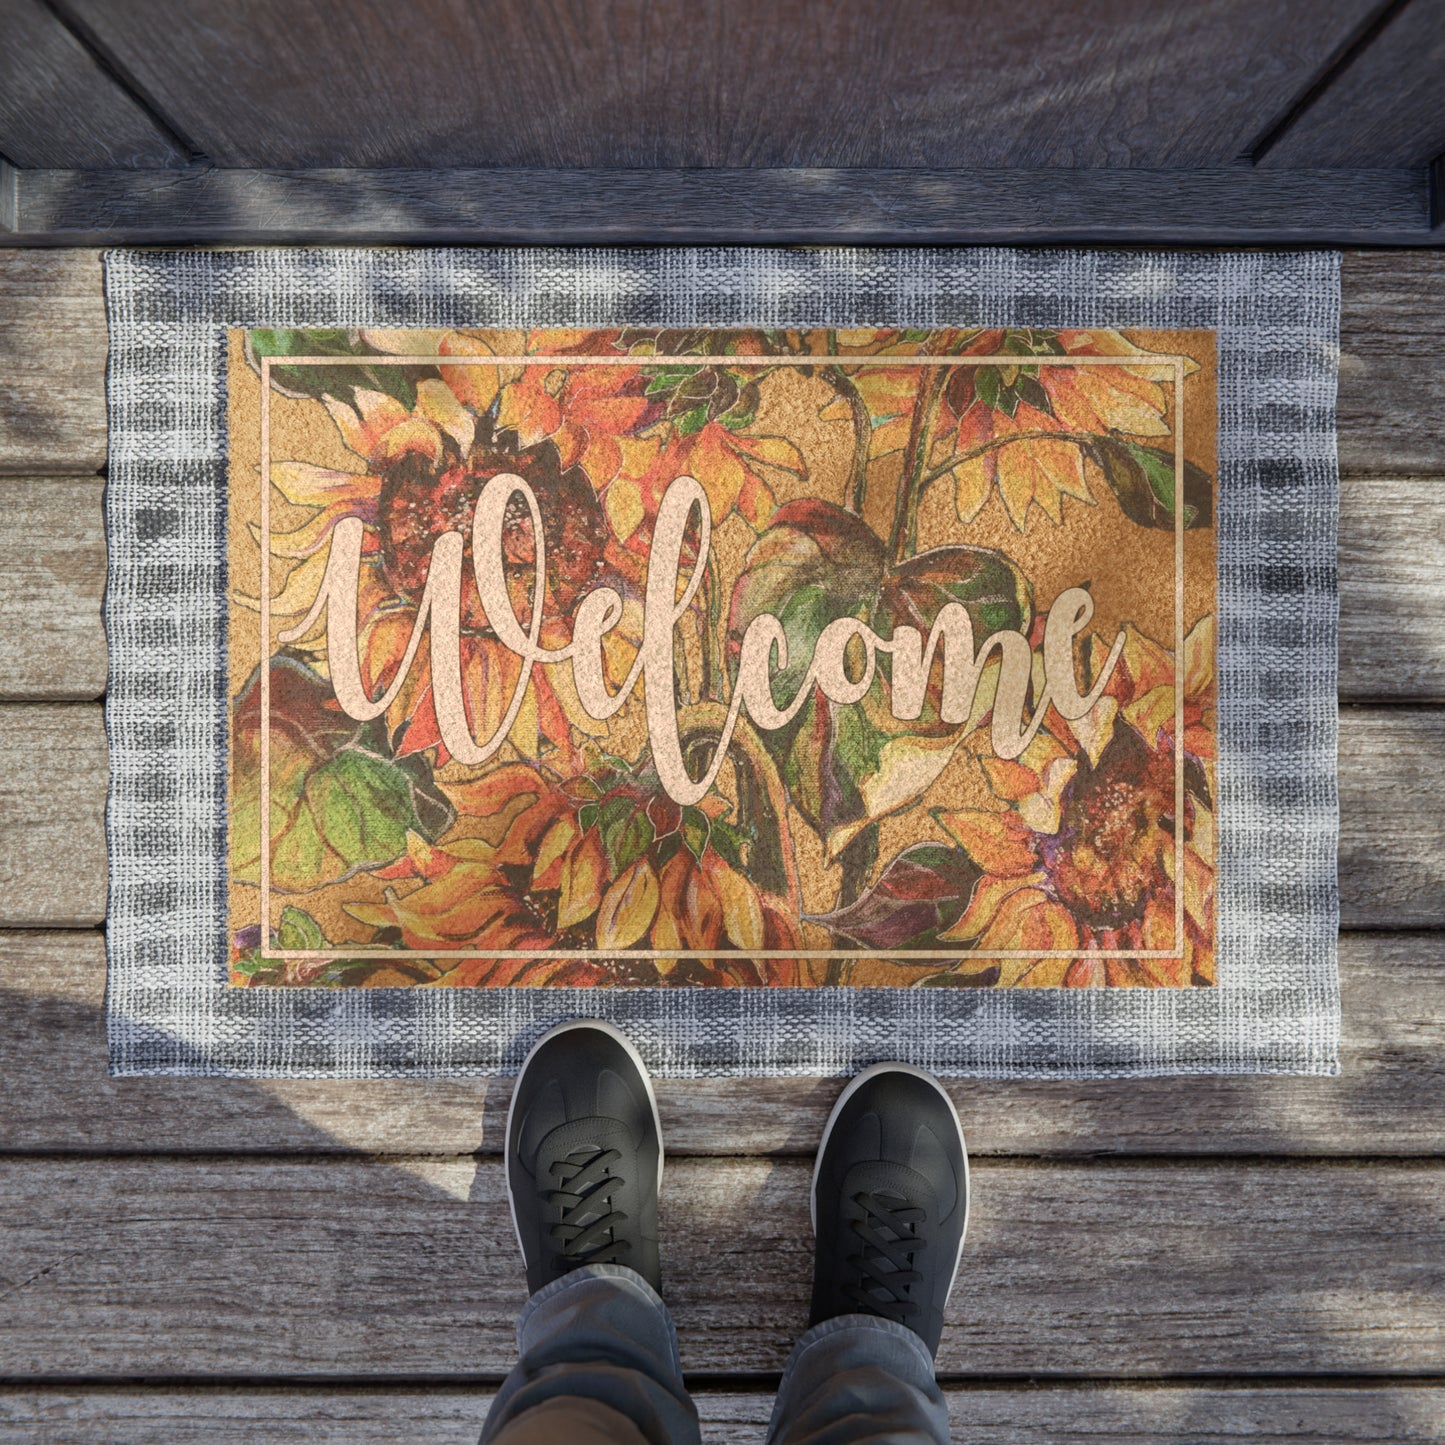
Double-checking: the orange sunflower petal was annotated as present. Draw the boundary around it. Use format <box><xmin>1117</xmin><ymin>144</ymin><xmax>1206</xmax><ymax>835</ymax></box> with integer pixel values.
<box><xmin>557</xmin><ymin>829</ymin><xmax>608</xmax><ymax>931</ymax></box>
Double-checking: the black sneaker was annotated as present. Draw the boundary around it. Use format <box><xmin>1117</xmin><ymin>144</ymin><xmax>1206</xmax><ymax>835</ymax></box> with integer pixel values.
<box><xmin>809</xmin><ymin>1063</ymin><xmax>968</xmax><ymax>1356</ymax></box>
<box><xmin>505</xmin><ymin>1019</ymin><xmax>663</xmax><ymax>1295</ymax></box>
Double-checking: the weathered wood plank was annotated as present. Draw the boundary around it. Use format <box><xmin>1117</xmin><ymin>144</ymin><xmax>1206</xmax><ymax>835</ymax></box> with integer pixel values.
<box><xmin>7</xmin><ymin>164</ymin><xmax>1432</xmax><ymax>246</ymax></box>
<box><xmin>1259</xmin><ymin>0</ymin><xmax>1445</xmax><ymax>169</ymax></box>
<box><xmin>1339</xmin><ymin>251</ymin><xmax>1445</xmax><ymax>475</ymax></box>
<box><xmin>0</xmin><ymin>478</ymin><xmax>105</xmax><ymax>701</ymax></box>
<box><xmin>1</xmin><ymin>251</ymin><xmax>1440</xmax><ymax>475</ymax></box>
<box><xmin>48</xmin><ymin>0</ymin><xmax>1380</xmax><ymax>170</ymax></box>
<box><xmin>0</xmin><ymin>0</ymin><xmax>186</xmax><ymax>169</ymax></box>
<box><xmin>0</xmin><ymin>705</ymin><xmax>106</xmax><ymax>927</ymax></box>
<box><xmin>3</xmin><ymin>929</ymin><xmax>1440</xmax><ymax>1157</ymax></box>
<box><xmin>1338</xmin><ymin>707</ymin><xmax>1445</xmax><ymax>928</ymax></box>
<box><xmin>0</xmin><ymin>251</ymin><xmax>106</xmax><ymax>475</ymax></box>
<box><xmin>4</xmin><ymin>1383</ymin><xmax>1442</xmax><ymax>1445</ymax></box>
<box><xmin>1339</xmin><ymin>476</ymin><xmax>1445</xmax><ymax>700</ymax></box>
<box><xmin>4</xmin><ymin>474</ymin><xmax>1438</xmax><ymax>703</ymax></box>
<box><xmin>2</xmin><ymin>704</ymin><xmax>1436</xmax><ymax>930</ymax></box>
<box><xmin>0</xmin><ymin>1155</ymin><xmax>1439</xmax><ymax>1377</ymax></box>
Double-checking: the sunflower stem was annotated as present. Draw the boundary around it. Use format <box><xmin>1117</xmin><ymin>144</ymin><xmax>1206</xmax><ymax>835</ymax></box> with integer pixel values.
<box><xmin>916</xmin><ymin>427</ymin><xmax>1092</xmax><ymax>492</ymax></box>
<box><xmin>823</xmin><ymin>364</ymin><xmax>874</xmax><ymax>515</ymax></box>
<box><xmin>835</xmin><ymin>823</ymin><xmax>878</xmax><ymax>909</ymax></box>
<box><xmin>677</xmin><ymin>701</ymin><xmax>802</xmax><ymax>914</ymax></box>
<box><xmin>889</xmin><ymin>368</ymin><xmax>948</xmax><ymax>563</ymax></box>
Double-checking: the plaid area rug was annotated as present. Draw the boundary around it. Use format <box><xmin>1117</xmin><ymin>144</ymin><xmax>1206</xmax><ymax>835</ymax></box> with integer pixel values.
<box><xmin>103</xmin><ymin>248</ymin><xmax>1339</xmax><ymax>1077</ymax></box>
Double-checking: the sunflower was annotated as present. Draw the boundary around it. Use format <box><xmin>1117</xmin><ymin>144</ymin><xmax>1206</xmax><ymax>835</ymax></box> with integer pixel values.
<box><xmin>937</xmin><ymin>328</ymin><xmax>1177</xmax><ymax>530</ymax></box>
<box><xmin>258</xmin><ymin>358</ymin><xmax>650</xmax><ymax>770</ymax></box>
<box><xmin>345</xmin><ymin>758</ymin><xmax>802</xmax><ymax>987</ymax></box>
<box><xmin>933</xmin><ymin>614</ymin><xmax>1216</xmax><ymax>986</ymax></box>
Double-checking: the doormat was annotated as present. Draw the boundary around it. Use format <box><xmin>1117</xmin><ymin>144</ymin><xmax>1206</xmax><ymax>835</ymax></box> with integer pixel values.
<box><xmin>103</xmin><ymin>249</ymin><xmax>1339</xmax><ymax>1077</ymax></box>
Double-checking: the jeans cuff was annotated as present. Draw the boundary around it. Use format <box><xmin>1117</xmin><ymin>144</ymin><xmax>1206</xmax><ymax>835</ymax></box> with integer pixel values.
<box><xmin>782</xmin><ymin>1311</ymin><xmax>938</xmax><ymax>1381</ymax></box>
<box><xmin>515</xmin><ymin>1264</ymin><xmax>675</xmax><ymax>1356</ymax></box>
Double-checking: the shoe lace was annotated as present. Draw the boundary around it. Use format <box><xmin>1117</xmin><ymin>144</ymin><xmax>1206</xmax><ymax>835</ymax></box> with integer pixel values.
<box><xmin>545</xmin><ymin>1147</ymin><xmax>630</xmax><ymax>1273</ymax></box>
<box><xmin>845</xmin><ymin>1189</ymin><xmax>925</xmax><ymax>1323</ymax></box>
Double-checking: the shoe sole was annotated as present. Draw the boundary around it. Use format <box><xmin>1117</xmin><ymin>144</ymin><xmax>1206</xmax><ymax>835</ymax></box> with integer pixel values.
<box><xmin>810</xmin><ymin>1061</ymin><xmax>970</xmax><ymax>1295</ymax></box>
<box><xmin>505</xmin><ymin>1018</ymin><xmax>665</xmax><ymax>1264</ymax></box>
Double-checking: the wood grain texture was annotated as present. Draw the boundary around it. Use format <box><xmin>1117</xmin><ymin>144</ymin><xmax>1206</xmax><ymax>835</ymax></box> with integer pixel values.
<box><xmin>0</xmin><ymin>0</ymin><xmax>185</xmax><ymax>169</ymax></box>
<box><xmin>0</xmin><ymin>1154</ymin><xmax>1440</xmax><ymax>1378</ymax></box>
<box><xmin>50</xmin><ymin>0</ymin><xmax>1380</xmax><ymax>170</ymax></box>
<box><xmin>1260</xmin><ymin>0</ymin><xmax>1445</xmax><ymax>168</ymax></box>
<box><xmin>1338</xmin><ymin>707</ymin><xmax>1445</xmax><ymax>928</ymax></box>
<box><xmin>1339</xmin><ymin>476</ymin><xmax>1445</xmax><ymax>700</ymax></box>
<box><xmin>0</xmin><ymin>705</ymin><xmax>106</xmax><ymax>927</ymax></box>
<box><xmin>2</xmin><ymin>704</ymin><xmax>1436</xmax><ymax>930</ymax></box>
<box><xmin>1339</xmin><ymin>251</ymin><xmax>1445</xmax><ymax>475</ymax></box>
<box><xmin>2</xmin><ymin>929</ymin><xmax>1440</xmax><ymax>1157</ymax></box>
<box><xmin>3</xmin><ymin>251</ymin><xmax>1440</xmax><ymax>477</ymax></box>
<box><xmin>0</xmin><ymin>250</ymin><xmax>106</xmax><ymax>475</ymax></box>
<box><xmin>0</xmin><ymin>478</ymin><xmax>105</xmax><ymax>701</ymax></box>
<box><xmin>4</xmin><ymin>474</ymin><xmax>1438</xmax><ymax>703</ymax></box>
<box><xmin>7</xmin><ymin>165</ymin><xmax>1431</xmax><ymax>245</ymax></box>
<box><xmin>4</xmin><ymin>1383</ymin><xmax>1442</xmax><ymax>1445</ymax></box>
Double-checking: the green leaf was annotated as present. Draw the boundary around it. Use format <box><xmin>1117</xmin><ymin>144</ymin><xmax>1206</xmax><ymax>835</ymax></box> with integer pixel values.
<box><xmin>231</xmin><ymin>949</ymin><xmax>277</xmax><ymax>979</ymax></box>
<box><xmin>681</xmin><ymin>806</ymin><xmax>712</xmax><ymax>861</ymax></box>
<box><xmin>708</xmin><ymin>818</ymin><xmax>749</xmax><ymax>871</ymax></box>
<box><xmin>266</xmin><ymin>748</ymin><xmax>414</xmax><ymax>890</ymax></box>
<box><xmin>601</xmin><ymin>798</ymin><xmax>654</xmax><ymax>873</ymax></box>
<box><xmin>278</xmin><ymin>906</ymin><xmax>326</xmax><ymax>951</ymax></box>
<box><xmin>1090</xmin><ymin>437</ymin><xmax>1213</xmax><ymax>531</ymax></box>
<box><xmin>645</xmin><ymin>368</ymin><xmax>694</xmax><ymax>395</ymax></box>
<box><xmin>231</xmin><ymin>658</ymin><xmax>454</xmax><ymax>893</ymax></box>
<box><xmin>246</xmin><ymin>328</ymin><xmax>432</xmax><ymax>411</ymax></box>
<box><xmin>771</xmin><ymin>584</ymin><xmax>835</xmax><ymax>707</ymax></box>
<box><xmin>675</xmin><ymin>405</ymin><xmax>710</xmax><ymax>435</ymax></box>
<box><xmin>1013</xmin><ymin>372</ymin><xmax>1051</xmax><ymax>415</ymax></box>
<box><xmin>974</xmin><ymin>366</ymin><xmax>1002</xmax><ymax>411</ymax></box>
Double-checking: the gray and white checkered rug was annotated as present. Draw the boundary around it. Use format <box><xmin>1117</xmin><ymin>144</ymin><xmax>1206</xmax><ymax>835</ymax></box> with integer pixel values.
<box><xmin>103</xmin><ymin>247</ymin><xmax>1339</xmax><ymax>1078</ymax></box>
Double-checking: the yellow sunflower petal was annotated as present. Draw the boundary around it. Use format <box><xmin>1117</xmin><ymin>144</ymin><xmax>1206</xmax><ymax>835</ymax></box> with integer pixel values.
<box><xmin>935</xmin><ymin>808</ymin><xmax>1038</xmax><ymax>878</ymax></box>
<box><xmin>267</xmin><ymin>461</ymin><xmax>368</xmax><ymax>506</ymax></box>
<box><xmin>605</xmin><ymin>475</ymin><xmax>645</xmax><ymax>543</ymax></box>
<box><xmin>1183</xmin><ymin>613</ymin><xmax>1216</xmax><ymax>698</ymax></box>
<box><xmin>596</xmin><ymin>858</ymin><xmax>661</xmax><ymax>950</ymax></box>
<box><xmin>952</xmin><ymin>455</ymin><xmax>993</xmax><ymax>524</ymax></box>
<box><xmin>709</xmin><ymin>858</ymin><xmax>765</xmax><ymax>950</ymax></box>
<box><xmin>415</xmin><ymin>377</ymin><xmax>476</xmax><ymax>454</ymax></box>
<box><xmin>374</xmin><ymin>415</ymin><xmax>445</xmax><ymax>465</ymax></box>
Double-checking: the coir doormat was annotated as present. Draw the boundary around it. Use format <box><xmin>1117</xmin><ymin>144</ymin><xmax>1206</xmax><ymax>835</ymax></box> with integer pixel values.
<box><xmin>104</xmin><ymin>249</ymin><xmax>1339</xmax><ymax>1077</ymax></box>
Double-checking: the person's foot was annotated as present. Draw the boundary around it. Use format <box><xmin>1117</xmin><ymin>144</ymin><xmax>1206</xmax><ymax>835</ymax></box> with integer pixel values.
<box><xmin>505</xmin><ymin>1019</ymin><xmax>663</xmax><ymax>1295</ymax></box>
<box><xmin>809</xmin><ymin>1063</ymin><xmax>968</xmax><ymax>1356</ymax></box>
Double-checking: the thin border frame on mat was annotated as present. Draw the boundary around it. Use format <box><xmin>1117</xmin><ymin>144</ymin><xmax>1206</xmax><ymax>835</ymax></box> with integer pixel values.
<box><xmin>255</xmin><ymin>351</ymin><xmax>1188</xmax><ymax>969</ymax></box>
<box><xmin>102</xmin><ymin>247</ymin><xmax>1340</xmax><ymax>1079</ymax></box>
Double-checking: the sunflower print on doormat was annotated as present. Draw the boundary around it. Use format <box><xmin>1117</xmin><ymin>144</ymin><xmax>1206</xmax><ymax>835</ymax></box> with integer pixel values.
<box><xmin>226</xmin><ymin>326</ymin><xmax>1217</xmax><ymax>990</ymax></box>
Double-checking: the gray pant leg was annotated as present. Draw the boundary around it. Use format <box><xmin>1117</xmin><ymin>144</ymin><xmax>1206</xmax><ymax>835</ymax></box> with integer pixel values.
<box><xmin>482</xmin><ymin>1263</ymin><xmax>702</xmax><ymax>1445</ymax></box>
<box><xmin>766</xmin><ymin>1314</ymin><xmax>951</xmax><ymax>1445</ymax></box>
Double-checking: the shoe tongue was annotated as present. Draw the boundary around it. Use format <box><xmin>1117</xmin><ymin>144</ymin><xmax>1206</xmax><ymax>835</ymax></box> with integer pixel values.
<box><xmin>540</xmin><ymin>1116</ymin><xmax>634</xmax><ymax>1168</ymax></box>
<box><xmin>842</xmin><ymin>1158</ymin><xmax>940</xmax><ymax>1222</ymax></box>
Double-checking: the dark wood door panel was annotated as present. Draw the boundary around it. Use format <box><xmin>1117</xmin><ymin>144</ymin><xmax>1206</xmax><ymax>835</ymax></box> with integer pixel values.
<box><xmin>1259</xmin><ymin>0</ymin><xmax>1445</xmax><ymax>168</ymax></box>
<box><xmin>53</xmin><ymin>0</ymin><xmax>1379</xmax><ymax>170</ymax></box>
<box><xmin>0</xmin><ymin>0</ymin><xmax>185</xmax><ymax>167</ymax></box>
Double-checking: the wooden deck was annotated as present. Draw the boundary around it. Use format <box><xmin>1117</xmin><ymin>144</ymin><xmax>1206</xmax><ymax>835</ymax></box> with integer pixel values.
<box><xmin>0</xmin><ymin>250</ymin><xmax>1441</xmax><ymax>1443</ymax></box>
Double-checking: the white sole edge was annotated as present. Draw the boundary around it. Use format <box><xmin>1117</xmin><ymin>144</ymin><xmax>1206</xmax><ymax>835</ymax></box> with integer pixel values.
<box><xmin>505</xmin><ymin>1019</ymin><xmax>664</xmax><ymax>1264</ymax></box>
<box><xmin>810</xmin><ymin>1062</ymin><xmax>970</xmax><ymax>1295</ymax></box>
